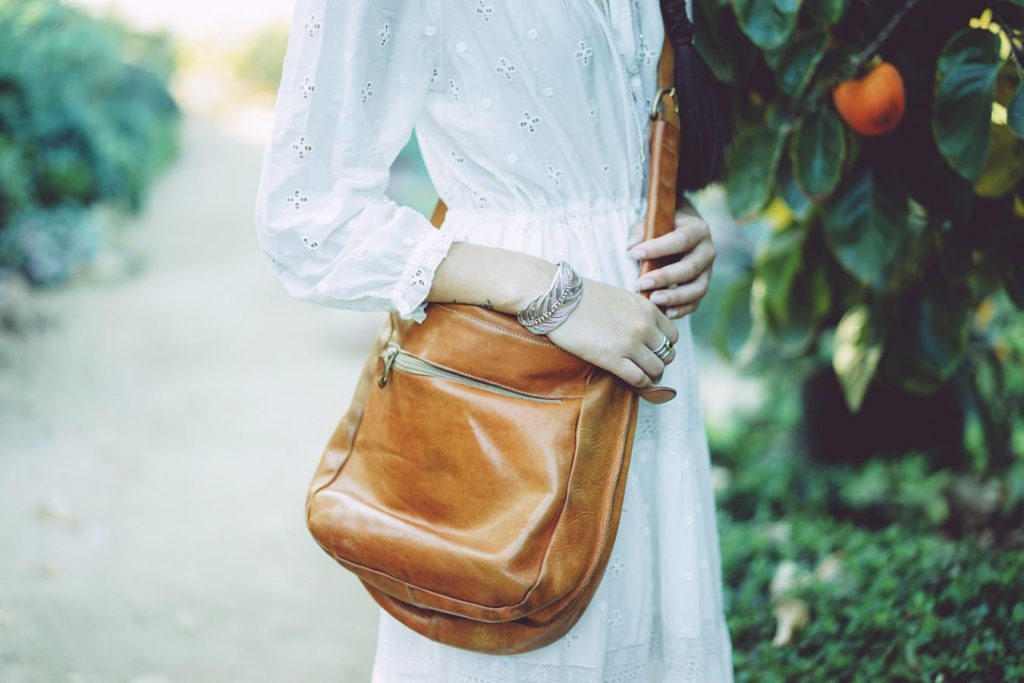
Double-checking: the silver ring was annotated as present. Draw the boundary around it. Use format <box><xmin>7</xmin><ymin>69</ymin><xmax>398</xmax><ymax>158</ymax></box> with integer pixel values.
<box><xmin>653</xmin><ymin>334</ymin><xmax>673</xmax><ymax>360</ymax></box>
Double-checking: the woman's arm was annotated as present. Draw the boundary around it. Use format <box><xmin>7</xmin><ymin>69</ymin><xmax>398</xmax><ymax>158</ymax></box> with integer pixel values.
<box><xmin>424</xmin><ymin>243</ymin><xmax>556</xmax><ymax>313</ymax></box>
<box><xmin>254</xmin><ymin>0</ymin><xmax>456</xmax><ymax>324</ymax></box>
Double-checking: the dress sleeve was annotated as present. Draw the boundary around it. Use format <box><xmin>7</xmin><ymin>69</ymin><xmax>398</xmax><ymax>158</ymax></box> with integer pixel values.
<box><xmin>253</xmin><ymin>0</ymin><xmax>456</xmax><ymax>323</ymax></box>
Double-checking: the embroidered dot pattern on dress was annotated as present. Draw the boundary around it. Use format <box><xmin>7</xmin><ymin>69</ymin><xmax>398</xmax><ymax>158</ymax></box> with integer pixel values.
<box><xmin>519</xmin><ymin>111</ymin><xmax>540</xmax><ymax>133</ymax></box>
<box><xmin>494</xmin><ymin>57</ymin><xmax>516</xmax><ymax>81</ymax></box>
<box><xmin>304</xmin><ymin>14</ymin><xmax>321</xmax><ymax>38</ymax></box>
<box><xmin>291</xmin><ymin>136</ymin><xmax>312</xmax><ymax>161</ymax></box>
<box><xmin>576</xmin><ymin>40</ymin><xmax>594</xmax><ymax>65</ymax></box>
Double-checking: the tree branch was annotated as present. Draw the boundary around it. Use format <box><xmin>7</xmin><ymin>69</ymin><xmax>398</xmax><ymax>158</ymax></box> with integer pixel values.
<box><xmin>847</xmin><ymin>0</ymin><xmax>922</xmax><ymax>72</ymax></box>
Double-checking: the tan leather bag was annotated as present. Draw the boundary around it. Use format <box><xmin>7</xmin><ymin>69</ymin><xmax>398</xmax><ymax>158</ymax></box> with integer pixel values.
<box><xmin>305</xmin><ymin>36</ymin><xmax>681</xmax><ymax>655</ymax></box>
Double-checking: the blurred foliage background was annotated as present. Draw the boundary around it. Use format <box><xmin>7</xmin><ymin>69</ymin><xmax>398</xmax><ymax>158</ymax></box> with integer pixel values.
<box><xmin>0</xmin><ymin>0</ymin><xmax>1021</xmax><ymax>680</ymax></box>
<box><xmin>0</xmin><ymin>0</ymin><xmax>180</xmax><ymax>290</ymax></box>
<box><xmin>688</xmin><ymin>0</ymin><xmax>1024</xmax><ymax>679</ymax></box>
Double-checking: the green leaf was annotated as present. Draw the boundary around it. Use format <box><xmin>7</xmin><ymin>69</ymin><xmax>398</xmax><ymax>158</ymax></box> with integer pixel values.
<box><xmin>997</xmin><ymin>210</ymin><xmax>1024</xmax><ymax>308</ymax></box>
<box><xmin>885</xmin><ymin>286</ymin><xmax>970</xmax><ymax>394</ymax></box>
<box><xmin>821</xmin><ymin>167</ymin><xmax>908</xmax><ymax>287</ymax></box>
<box><xmin>775</xmin><ymin>156</ymin><xmax>812</xmax><ymax>220</ymax></box>
<box><xmin>695</xmin><ymin>0</ymin><xmax>750</xmax><ymax>83</ymax></box>
<box><xmin>805</xmin><ymin>0</ymin><xmax>847</xmax><ymax>25</ymax></box>
<box><xmin>726</xmin><ymin>125</ymin><xmax>786</xmax><ymax>219</ymax></box>
<box><xmin>754</xmin><ymin>225</ymin><xmax>831</xmax><ymax>352</ymax></box>
<box><xmin>995</xmin><ymin>60</ymin><xmax>1020</xmax><ymax>106</ymax></box>
<box><xmin>932</xmin><ymin>27</ymin><xmax>1003</xmax><ymax>181</ymax></box>
<box><xmin>713</xmin><ymin>269</ymin><xmax>757</xmax><ymax>362</ymax></box>
<box><xmin>832</xmin><ymin>303</ymin><xmax>884</xmax><ymax>412</ymax></box>
<box><xmin>974</xmin><ymin>124</ymin><xmax>1024</xmax><ymax>197</ymax></box>
<box><xmin>731</xmin><ymin>0</ymin><xmax>801</xmax><ymax>50</ymax></box>
<box><xmin>777</xmin><ymin>249</ymin><xmax>831</xmax><ymax>352</ymax></box>
<box><xmin>774</xmin><ymin>29</ymin><xmax>828</xmax><ymax>97</ymax></box>
<box><xmin>1007</xmin><ymin>85</ymin><xmax>1024</xmax><ymax>138</ymax></box>
<box><xmin>791</xmin><ymin>107</ymin><xmax>845</xmax><ymax>200</ymax></box>
<box><xmin>755</xmin><ymin>226</ymin><xmax>807</xmax><ymax>324</ymax></box>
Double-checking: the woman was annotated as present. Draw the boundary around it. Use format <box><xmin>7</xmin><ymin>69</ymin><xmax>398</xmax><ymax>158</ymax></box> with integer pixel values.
<box><xmin>254</xmin><ymin>0</ymin><xmax>734</xmax><ymax>680</ymax></box>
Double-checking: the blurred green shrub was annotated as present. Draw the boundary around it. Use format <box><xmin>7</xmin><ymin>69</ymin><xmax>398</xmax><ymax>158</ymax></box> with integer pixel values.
<box><xmin>710</xmin><ymin>390</ymin><xmax>1024</xmax><ymax>679</ymax></box>
<box><xmin>709</xmin><ymin>367</ymin><xmax>1024</xmax><ymax>543</ymax></box>
<box><xmin>698</xmin><ymin>0</ymin><xmax>1024</xmax><ymax>469</ymax></box>
<box><xmin>0</xmin><ymin>206</ymin><xmax>99</xmax><ymax>286</ymax></box>
<box><xmin>0</xmin><ymin>0</ymin><xmax>181</xmax><ymax>287</ymax></box>
<box><xmin>721</xmin><ymin>515</ymin><xmax>1024</xmax><ymax>682</ymax></box>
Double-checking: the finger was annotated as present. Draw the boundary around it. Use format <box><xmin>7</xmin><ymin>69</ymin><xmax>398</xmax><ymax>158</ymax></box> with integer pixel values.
<box><xmin>628</xmin><ymin>228</ymin><xmax>688</xmax><ymax>261</ymax></box>
<box><xmin>629</xmin><ymin>344</ymin><xmax>667</xmax><ymax>384</ymax></box>
<box><xmin>650</xmin><ymin>307</ymin><xmax>680</xmax><ymax>347</ymax></box>
<box><xmin>613</xmin><ymin>357</ymin><xmax>656</xmax><ymax>390</ymax></box>
<box><xmin>629</xmin><ymin>216</ymin><xmax>709</xmax><ymax>260</ymax></box>
<box><xmin>667</xmin><ymin>303</ymin><xmax>698</xmax><ymax>318</ymax></box>
<box><xmin>650</xmin><ymin>272</ymin><xmax>710</xmax><ymax>308</ymax></box>
<box><xmin>625</xmin><ymin>220</ymin><xmax>645</xmax><ymax>250</ymax></box>
<box><xmin>642</xmin><ymin>342</ymin><xmax>677</xmax><ymax>369</ymax></box>
<box><xmin>640</xmin><ymin>242</ymin><xmax>716</xmax><ymax>290</ymax></box>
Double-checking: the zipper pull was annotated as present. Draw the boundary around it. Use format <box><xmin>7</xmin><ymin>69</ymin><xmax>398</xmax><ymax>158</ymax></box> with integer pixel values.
<box><xmin>378</xmin><ymin>344</ymin><xmax>399</xmax><ymax>387</ymax></box>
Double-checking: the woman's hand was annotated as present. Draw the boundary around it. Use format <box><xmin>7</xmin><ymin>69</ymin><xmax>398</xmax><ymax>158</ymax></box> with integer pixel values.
<box><xmin>424</xmin><ymin>242</ymin><xmax>678</xmax><ymax>390</ymax></box>
<box><xmin>544</xmin><ymin>277</ymin><xmax>679</xmax><ymax>390</ymax></box>
<box><xmin>625</xmin><ymin>197</ymin><xmax>716</xmax><ymax>319</ymax></box>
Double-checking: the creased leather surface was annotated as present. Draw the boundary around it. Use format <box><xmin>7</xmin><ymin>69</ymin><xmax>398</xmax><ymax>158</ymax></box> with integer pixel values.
<box><xmin>360</xmin><ymin>379</ymin><xmax>639</xmax><ymax>654</ymax></box>
<box><xmin>305</xmin><ymin>35</ymin><xmax>680</xmax><ymax>655</ymax></box>
<box><xmin>307</xmin><ymin>303</ymin><xmax>640</xmax><ymax>652</ymax></box>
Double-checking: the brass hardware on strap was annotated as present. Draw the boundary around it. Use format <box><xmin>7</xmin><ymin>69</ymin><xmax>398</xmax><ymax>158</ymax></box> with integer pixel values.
<box><xmin>650</xmin><ymin>85</ymin><xmax>678</xmax><ymax>120</ymax></box>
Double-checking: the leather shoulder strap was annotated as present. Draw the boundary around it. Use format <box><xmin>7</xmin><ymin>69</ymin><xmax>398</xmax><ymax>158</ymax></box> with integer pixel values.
<box><xmin>638</xmin><ymin>35</ymin><xmax>681</xmax><ymax>283</ymax></box>
<box><xmin>655</xmin><ymin>35</ymin><xmax>679</xmax><ymax>129</ymax></box>
<box><xmin>658</xmin><ymin>33</ymin><xmax>674</xmax><ymax>91</ymax></box>
<box><xmin>430</xmin><ymin>194</ymin><xmax>447</xmax><ymax>229</ymax></box>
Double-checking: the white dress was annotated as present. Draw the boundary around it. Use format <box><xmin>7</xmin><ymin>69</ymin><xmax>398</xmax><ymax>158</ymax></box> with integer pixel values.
<box><xmin>253</xmin><ymin>0</ymin><xmax>734</xmax><ymax>680</ymax></box>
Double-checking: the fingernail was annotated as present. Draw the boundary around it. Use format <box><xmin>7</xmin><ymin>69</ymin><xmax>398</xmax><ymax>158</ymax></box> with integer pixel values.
<box><xmin>628</xmin><ymin>248</ymin><xmax>645</xmax><ymax>259</ymax></box>
<box><xmin>651</xmin><ymin>292</ymin><xmax>667</xmax><ymax>304</ymax></box>
<box><xmin>635</xmin><ymin>276</ymin><xmax>654</xmax><ymax>290</ymax></box>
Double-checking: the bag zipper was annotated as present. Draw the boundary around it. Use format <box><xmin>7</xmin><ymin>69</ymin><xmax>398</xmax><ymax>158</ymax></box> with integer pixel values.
<box><xmin>378</xmin><ymin>343</ymin><xmax>562</xmax><ymax>403</ymax></box>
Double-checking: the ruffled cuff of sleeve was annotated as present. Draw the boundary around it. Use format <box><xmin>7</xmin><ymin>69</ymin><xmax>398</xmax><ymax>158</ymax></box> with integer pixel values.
<box><xmin>390</xmin><ymin>224</ymin><xmax>457</xmax><ymax>324</ymax></box>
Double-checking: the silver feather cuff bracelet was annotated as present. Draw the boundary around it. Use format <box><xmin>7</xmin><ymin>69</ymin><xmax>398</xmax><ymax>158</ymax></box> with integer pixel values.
<box><xmin>515</xmin><ymin>260</ymin><xmax>584</xmax><ymax>335</ymax></box>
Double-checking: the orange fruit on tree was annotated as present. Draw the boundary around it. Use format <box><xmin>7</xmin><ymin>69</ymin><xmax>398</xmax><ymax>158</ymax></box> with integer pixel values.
<box><xmin>832</xmin><ymin>61</ymin><xmax>906</xmax><ymax>136</ymax></box>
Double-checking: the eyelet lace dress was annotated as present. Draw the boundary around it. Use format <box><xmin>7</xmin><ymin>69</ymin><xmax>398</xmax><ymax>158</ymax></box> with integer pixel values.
<box><xmin>253</xmin><ymin>0</ymin><xmax>734</xmax><ymax>680</ymax></box>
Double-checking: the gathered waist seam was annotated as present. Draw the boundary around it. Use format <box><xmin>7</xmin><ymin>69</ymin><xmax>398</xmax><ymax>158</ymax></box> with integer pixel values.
<box><xmin>440</xmin><ymin>196</ymin><xmax>646</xmax><ymax>229</ymax></box>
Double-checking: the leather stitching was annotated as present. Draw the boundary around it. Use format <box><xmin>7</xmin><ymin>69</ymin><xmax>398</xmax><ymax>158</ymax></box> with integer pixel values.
<box><xmin>397</xmin><ymin>347</ymin><xmax>584</xmax><ymax>400</ymax></box>
<box><xmin>435</xmin><ymin>304</ymin><xmax>560</xmax><ymax>348</ymax></box>
<box><xmin>411</xmin><ymin>372</ymin><xmax>581</xmax><ymax>401</ymax></box>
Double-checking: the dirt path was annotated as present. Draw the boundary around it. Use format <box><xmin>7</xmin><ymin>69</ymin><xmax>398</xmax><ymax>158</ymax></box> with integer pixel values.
<box><xmin>0</xmin><ymin>113</ymin><xmax>385</xmax><ymax>682</ymax></box>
